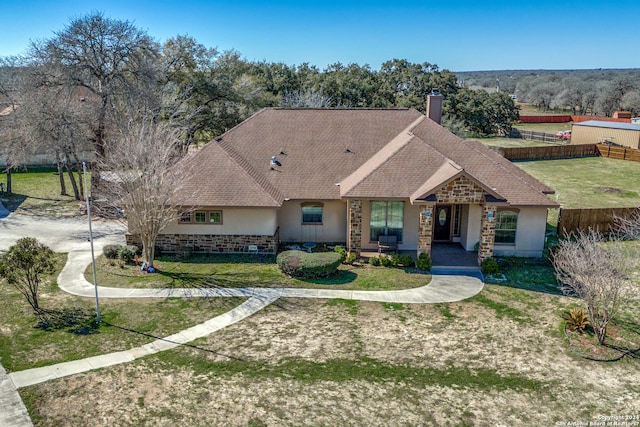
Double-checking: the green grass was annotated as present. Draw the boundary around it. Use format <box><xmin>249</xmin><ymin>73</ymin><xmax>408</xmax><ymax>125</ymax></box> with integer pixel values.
<box><xmin>0</xmin><ymin>253</ymin><xmax>245</xmax><ymax>372</ymax></box>
<box><xmin>468</xmin><ymin>292</ymin><xmax>531</xmax><ymax>323</ymax></box>
<box><xmin>0</xmin><ymin>168</ymin><xmax>83</xmax><ymax>217</ymax></box>
<box><xmin>154</xmin><ymin>353</ymin><xmax>546</xmax><ymax>393</ymax></box>
<box><xmin>479</xmin><ymin>137</ymin><xmax>558</xmax><ymax>148</ymax></box>
<box><xmin>87</xmin><ymin>253</ymin><xmax>432</xmax><ymax>291</ymax></box>
<box><xmin>325</xmin><ymin>298</ymin><xmax>360</xmax><ymax>315</ymax></box>
<box><xmin>514</xmin><ymin>123</ymin><xmax>572</xmax><ymax>134</ymax></box>
<box><xmin>493</xmin><ymin>256</ymin><xmax>560</xmax><ymax>294</ymax></box>
<box><xmin>516</xmin><ymin>157</ymin><xmax>640</xmax><ymax>208</ymax></box>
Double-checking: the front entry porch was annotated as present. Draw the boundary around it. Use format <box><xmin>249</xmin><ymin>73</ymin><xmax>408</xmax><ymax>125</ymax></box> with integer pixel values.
<box><xmin>430</xmin><ymin>242</ymin><xmax>479</xmax><ymax>269</ymax></box>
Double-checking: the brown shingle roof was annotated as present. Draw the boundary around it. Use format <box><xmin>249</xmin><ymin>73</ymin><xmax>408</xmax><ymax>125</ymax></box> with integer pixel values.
<box><xmin>184</xmin><ymin>108</ymin><xmax>558</xmax><ymax>208</ymax></box>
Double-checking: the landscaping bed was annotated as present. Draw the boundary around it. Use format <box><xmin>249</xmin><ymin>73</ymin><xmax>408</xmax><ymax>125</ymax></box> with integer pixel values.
<box><xmin>85</xmin><ymin>253</ymin><xmax>432</xmax><ymax>291</ymax></box>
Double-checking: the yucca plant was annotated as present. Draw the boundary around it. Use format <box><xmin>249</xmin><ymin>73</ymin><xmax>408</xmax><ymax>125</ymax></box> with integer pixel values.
<box><xmin>563</xmin><ymin>307</ymin><xmax>591</xmax><ymax>333</ymax></box>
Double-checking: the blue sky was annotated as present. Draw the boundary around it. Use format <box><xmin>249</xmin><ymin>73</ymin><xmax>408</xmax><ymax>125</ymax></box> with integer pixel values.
<box><xmin>1</xmin><ymin>0</ymin><xmax>638</xmax><ymax>71</ymax></box>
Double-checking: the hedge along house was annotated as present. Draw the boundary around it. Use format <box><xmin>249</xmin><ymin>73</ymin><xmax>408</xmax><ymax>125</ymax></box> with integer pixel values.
<box><xmin>138</xmin><ymin>96</ymin><xmax>558</xmax><ymax>264</ymax></box>
<box><xmin>570</xmin><ymin>120</ymin><xmax>640</xmax><ymax>149</ymax></box>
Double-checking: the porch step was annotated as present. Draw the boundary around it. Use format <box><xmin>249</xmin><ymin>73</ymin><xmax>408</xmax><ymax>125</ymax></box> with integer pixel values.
<box><xmin>430</xmin><ymin>266</ymin><xmax>484</xmax><ymax>281</ymax></box>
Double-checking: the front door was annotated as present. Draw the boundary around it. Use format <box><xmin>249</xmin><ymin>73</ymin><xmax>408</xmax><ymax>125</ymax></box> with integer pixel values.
<box><xmin>433</xmin><ymin>205</ymin><xmax>452</xmax><ymax>241</ymax></box>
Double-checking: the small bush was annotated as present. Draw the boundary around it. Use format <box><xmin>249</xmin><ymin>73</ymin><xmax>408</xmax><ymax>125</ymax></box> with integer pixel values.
<box><xmin>334</xmin><ymin>246</ymin><xmax>347</xmax><ymax>263</ymax></box>
<box><xmin>368</xmin><ymin>256</ymin><xmax>381</xmax><ymax>266</ymax></box>
<box><xmin>416</xmin><ymin>253</ymin><xmax>432</xmax><ymax>271</ymax></box>
<box><xmin>563</xmin><ymin>307</ymin><xmax>590</xmax><ymax>333</ymax></box>
<box><xmin>388</xmin><ymin>252</ymin><xmax>400</xmax><ymax>267</ymax></box>
<box><xmin>481</xmin><ymin>257</ymin><xmax>499</xmax><ymax>275</ymax></box>
<box><xmin>345</xmin><ymin>252</ymin><xmax>357</xmax><ymax>265</ymax></box>
<box><xmin>103</xmin><ymin>244</ymin><xmax>121</xmax><ymax>259</ymax></box>
<box><xmin>379</xmin><ymin>254</ymin><xmax>392</xmax><ymax>267</ymax></box>
<box><xmin>277</xmin><ymin>250</ymin><xmax>342</xmax><ymax>279</ymax></box>
<box><xmin>118</xmin><ymin>245</ymin><xmax>140</xmax><ymax>263</ymax></box>
<box><xmin>398</xmin><ymin>254</ymin><xmax>414</xmax><ymax>268</ymax></box>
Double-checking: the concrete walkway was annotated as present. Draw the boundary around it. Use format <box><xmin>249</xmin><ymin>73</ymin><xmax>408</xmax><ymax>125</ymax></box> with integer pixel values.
<box><xmin>0</xmin><ymin>210</ymin><xmax>484</xmax><ymax>426</ymax></box>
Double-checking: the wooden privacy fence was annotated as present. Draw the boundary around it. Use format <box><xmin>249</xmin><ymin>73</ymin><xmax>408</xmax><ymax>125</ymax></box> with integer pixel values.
<box><xmin>510</xmin><ymin>129</ymin><xmax>559</xmax><ymax>143</ymax></box>
<box><xmin>557</xmin><ymin>207</ymin><xmax>639</xmax><ymax>236</ymax></box>
<box><xmin>596</xmin><ymin>144</ymin><xmax>640</xmax><ymax>162</ymax></box>
<box><xmin>494</xmin><ymin>144</ymin><xmax>599</xmax><ymax>161</ymax></box>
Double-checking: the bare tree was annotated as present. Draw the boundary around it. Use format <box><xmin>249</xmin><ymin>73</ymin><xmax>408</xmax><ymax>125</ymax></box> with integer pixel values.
<box><xmin>30</xmin><ymin>12</ymin><xmax>159</xmax><ymax>174</ymax></box>
<box><xmin>99</xmin><ymin>117</ymin><xmax>193</xmax><ymax>266</ymax></box>
<box><xmin>552</xmin><ymin>229</ymin><xmax>633</xmax><ymax>345</ymax></box>
<box><xmin>613</xmin><ymin>208</ymin><xmax>640</xmax><ymax>241</ymax></box>
<box><xmin>0</xmin><ymin>56</ymin><xmax>31</xmax><ymax>193</ymax></box>
<box><xmin>20</xmin><ymin>83</ymin><xmax>91</xmax><ymax>199</ymax></box>
<box><xmin>280</xmin><ymin>89</ymin><xmax>333</xmax><ymax>108</ymax></box>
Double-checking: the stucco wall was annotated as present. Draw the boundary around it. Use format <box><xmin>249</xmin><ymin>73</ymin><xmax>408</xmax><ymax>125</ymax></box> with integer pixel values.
<box><xmin>461</xmin><ymin>204</ymin><xmax>482</xmax><ymax>251</ymax></box>
<box><xmin>160</xmin><ymin>207</ymin><xmax>278</xmax><ymax>236</ymax></box>
<box><xmin>277</xmin><ymin>200</ymin><xmax>347</xmax><ymax>243</ymax></box>
<box><xmin>493</xmin><ymin>207</ymin><xmax>548</xmax><ymax>257</ymax></box>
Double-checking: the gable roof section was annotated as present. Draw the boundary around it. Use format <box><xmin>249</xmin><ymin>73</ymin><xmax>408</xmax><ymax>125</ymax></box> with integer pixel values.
<box><xmin>339</xmin><ymin>115</ymin><xmax>425</xmax><ymax>196</ymax></box>
<box><xmin>409</xmin><ymin>160</ymin><xmax>505</xmax><ymax>203</ymax></box>
<box><xmin>175</xmin><ymin>139</ymin><xmax>283</xmax><ymax>207</ymax></box>
<box><xmin>410</xmin><ymin>119</ymin><xmax>558</xmax><ymax>207</ymax></box>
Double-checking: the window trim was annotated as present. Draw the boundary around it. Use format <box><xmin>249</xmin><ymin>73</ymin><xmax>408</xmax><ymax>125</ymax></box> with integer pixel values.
<box><xmin>301</xmin><ymin>202</ymin><xmax>323</xmax><ymax>225</ymax></box>
<box><xmin>179</xmin><ymin>210</ymin><xmax>223</xmax><ymax>225</ymax></box>
<box><xmin>494</xmin><ymin>209</ymin><xmax>518</xmax><ymax>245</ymax></box>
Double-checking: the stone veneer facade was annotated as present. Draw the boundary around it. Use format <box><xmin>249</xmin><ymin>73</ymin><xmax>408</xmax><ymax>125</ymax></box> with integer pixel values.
<box><xmin>126</xmin><ymin>228</ymin><xmax>280</xmax><ymax>254</ymax></box>
<box><xmin>478</xmin><ymin>205</ymin><xmax>497</xmax><ymax>263</ymax></box>
<box><xmin>347</xmin><ymin>200</ymin><xmax>362</xmax><ymax>255</ymax></box>
<box><xmin>434</xmin><ymin>176</ymin><xmax>485</xmax><ymax>204</ymax></box>
<box><xmin>417</xmin><ymin>204</ymin><xmax>434</xmax><ymax>256</ymax></box>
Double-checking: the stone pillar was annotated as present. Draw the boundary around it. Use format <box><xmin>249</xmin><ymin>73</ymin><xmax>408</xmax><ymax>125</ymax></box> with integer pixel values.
<box><xmin>417</xmin><ymin>204</ymin><xmax>434</xmax><ymax>257</ymax></box>
<box><xmin>347</xmin><ymin>200</ymin><xmax>362</xmax><ymax>255</ymax></box>
<box><xmin>478</xmin><ymin>204</ymin><xmax>497</xmax><ymax>264</ymax></box>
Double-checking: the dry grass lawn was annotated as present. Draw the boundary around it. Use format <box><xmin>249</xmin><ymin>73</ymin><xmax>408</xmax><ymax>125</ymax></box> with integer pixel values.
<box><xmin>20</xmin><ymin>284</ymin><xmax>640</xmax><ymax>426</ymax></box>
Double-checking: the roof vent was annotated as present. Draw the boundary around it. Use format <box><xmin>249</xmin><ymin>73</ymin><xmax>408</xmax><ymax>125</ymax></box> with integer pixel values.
<box><xmin>270</xmin><ymin>155</ymin><xmax>282</xmax><ymax>168</ymax></box>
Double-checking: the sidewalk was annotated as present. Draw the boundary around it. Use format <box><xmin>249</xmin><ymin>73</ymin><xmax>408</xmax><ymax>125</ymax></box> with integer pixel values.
<box><xmin>0</xmin><ymin>364</ymin><xmax>32</xmax><ymax>427</ymax></box>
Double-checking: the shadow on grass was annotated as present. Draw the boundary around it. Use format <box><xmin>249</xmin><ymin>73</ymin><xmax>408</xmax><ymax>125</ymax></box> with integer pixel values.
<box><xmin>36</xmin><ymin>308</ymin><xmax>99</xmax><ymax>335</ymax></box>
<box><xmin>0</xmin><ymin>193</ymin><xmax>27</xmax><ymax>212</ymax></box>
<box><xmin>565</xmin><ymin>321</ymin><xmax>640</xmax><ymax>362</ymax></box>
<box><xmin>297</xmin><ymin>270</ymin><xmax>358</xmax><ymax>285</ymax></box>
<box><xmin>101</xmin><ymin>321</ymin><xmax>245</xmax><ymax>361</ymax></box>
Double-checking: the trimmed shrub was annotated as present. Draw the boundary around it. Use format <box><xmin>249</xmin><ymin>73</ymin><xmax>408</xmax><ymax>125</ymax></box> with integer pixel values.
<box><xmin>416</xmin><ymin>253</ymin><xmax>432</xmax><ymax>271</ymax></box>
<box><xmin>368</xmin><ymin>256</ymin><xmax>381</xmax><ymax>266</ymax></box>
<box><xmin>103</xmin><ymin>244</ymin><xmax>121</xmax><ymax>259</ymax></box>
<box><xmin>481</xmin><ymin>257</ymin><xmax>499</xmax><ymax>275</ymax></box>
<box><xmin>277</xmin><ymin>250</ymin><xmax>342</xmax><ymax>279</ymax></box>
<box><xmin>118</xmin><ymin>245</ymin><xmax>140</xmax><ymax>263</ymax></box>
<box><xmin>398</xmin><ymin>254</ymin><xmax>414</xmax><ymax>268</ymax></box>
<box><xmin>334</xmin><ymin>246</ymin><xmax>347</xmax><ymax>263</ymax></box>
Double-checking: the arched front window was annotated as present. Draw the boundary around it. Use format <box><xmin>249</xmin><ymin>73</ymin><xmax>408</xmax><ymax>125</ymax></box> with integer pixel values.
<box><xmin>495</xmin><ymin>210</ymin><xmax>518</xmax><ymax>244</ymax></box>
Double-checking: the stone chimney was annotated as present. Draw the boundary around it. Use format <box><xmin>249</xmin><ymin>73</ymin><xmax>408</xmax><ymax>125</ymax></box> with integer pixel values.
<box><xmin>426</xmin><ymin>89</ymin><xmax>443</xmax><ymax>124</ymax></box>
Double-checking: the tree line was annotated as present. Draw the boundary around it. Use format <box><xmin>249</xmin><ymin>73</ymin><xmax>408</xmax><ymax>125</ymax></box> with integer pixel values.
<box><xmin>457</xmin><ymin>69</ymin><xmax>640</xmax><ymax>116</ymax></box>
<box><xmin>0</xmin><ymin>12</ymin><xmax>522</xmax><ymax>197</ymax></box>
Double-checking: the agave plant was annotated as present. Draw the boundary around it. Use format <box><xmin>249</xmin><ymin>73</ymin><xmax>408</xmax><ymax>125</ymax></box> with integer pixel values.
<box><xmin>563</xmin><ymin>307</ymin><xmax>591</xmax><ymax>333</ymax></box>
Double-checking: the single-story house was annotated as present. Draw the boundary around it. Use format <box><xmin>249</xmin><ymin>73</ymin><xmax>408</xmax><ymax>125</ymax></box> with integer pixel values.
<box><xmin>571</xmin><ymin>120</ymin><xmax>640</xmax><ymax>149</ymax></box>
<box><xmin>131</xmin><ymin>95</ymin><xmax>558</xmax><ymax>264</ymax></box>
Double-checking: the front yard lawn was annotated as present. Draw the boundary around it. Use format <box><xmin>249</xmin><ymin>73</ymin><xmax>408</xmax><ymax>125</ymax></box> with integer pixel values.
<box><xmin>86</xmin><ymin>253</ymin><xmax>432</xmax><ymax>291</ymax></box>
